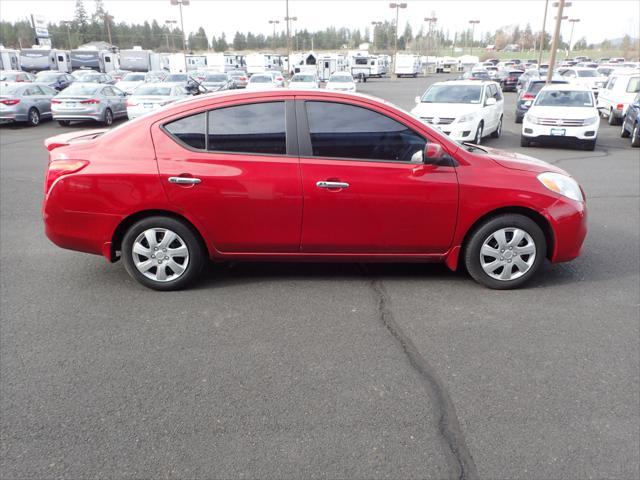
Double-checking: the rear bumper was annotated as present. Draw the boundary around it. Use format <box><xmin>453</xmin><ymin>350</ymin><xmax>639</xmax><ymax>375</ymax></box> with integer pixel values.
<box><xmin>53</xmin><ymin>113</ymin><xmax>103</xmax><ymax>121</ymax></box>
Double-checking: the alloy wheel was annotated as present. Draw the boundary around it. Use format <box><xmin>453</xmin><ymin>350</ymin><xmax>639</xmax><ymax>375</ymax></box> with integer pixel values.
<box><xmin>480</xmin><ymin>227</ymin><xmax>536</xmax><ymax>281</ymax></box>
<box><xmin>132</xmin><ymin>228</ymin><xmax>190</xmax><ymax>282</ymax></box>
<box><xmin>29</xmin><ymin>109</ymin><xmax>39</xmax><ymax>126</ymax></box>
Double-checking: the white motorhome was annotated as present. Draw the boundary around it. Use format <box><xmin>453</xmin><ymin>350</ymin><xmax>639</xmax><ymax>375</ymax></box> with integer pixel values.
<box><xmin>70</xmin><ymin>49</ymin><xmax>118</xmax><ymax>73</ymax></box>
<box><xmin>20</xmin><ymin>48</ymin><xmax>71</xmax><ymax>72</ymax></box>
<box><xmin>394</xmin><ymin>53</ymin><xmax>420</xmax><ymax>77</ymax></box>
<box><xmin>167</xmin><ymin>53</ymin><xmax>187</xmax><ymax>73</ymax></box>
<box><xmin>205</xmin><ymin>53</ymin><xmax>225</xmax><ymax>72</ymax></box>
<box><xmin>317</xmin><ymin>54</ymin><xmax>347</xmax><ymax>81</ymax></box>
<box><xmin>436</xmin><ymin>57</ymin><xmax>460</xmax><ymax>73</ymax></box>
<box><xmin>246</xmin><ymin>53</ymin><xmax>282</xmax><ymax>75</ymax></box>
<box><xmin>186</xmin><ymin>54</ymin><xmax>206</xmax><ymax>71</ymax></box>
<box><xmin>224</xmin><ymin>53</ymin><xmax>244</xmax><ymax>71</ymax></box>
<box><xmin>119</xmin><ymin>48</ymin><xmax>155</xmax><ymax>72</ymax></box>
<box><xmin>0</xmin><ymin>46</ymin><xmax>21</xmax><ymax>71</ymax></box>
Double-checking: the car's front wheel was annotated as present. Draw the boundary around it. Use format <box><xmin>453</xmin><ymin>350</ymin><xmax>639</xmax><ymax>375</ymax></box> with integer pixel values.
<box><xmin>122</xmin><ymin>216</ymin><xmax>206</xmax><ymax>291</ymax></box>
<box><xmin>491</xmin><ymin>116</ymin><xmax>503</xmax><ymax>138</ymax></box>
<box><xmin>620</xmin><ymin>118</ymin><xmax>630</xmax><ymax>138</ymax></box>
<box><xmin>474</xmin><ymin>122</ymin><xmax>483</xmax><ymax>144</ymax></box>
<box><xmin>632</xmin><ymin>123</ymin><xmax>640</xmax><ymax>148</ymax></box>
<box><xmin>27</xmin><ymin>108</ymin><xmax>40</xmax><ymax>127</ymax></box>
<box><xmin>520</xmin><ymin>135</ymin><xmax>531</xmax><ymax>147</ymax></box>
<box><xmin>464</xmin><ymin>214</ymin><xmax>546</xmax><ymax>289</ymax></box>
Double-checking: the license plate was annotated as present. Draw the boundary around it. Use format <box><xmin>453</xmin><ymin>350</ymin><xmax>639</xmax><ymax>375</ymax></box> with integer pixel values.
<box><xmin>144</xmin><ymin>103</ymin><xmax>153</xmax><ymax>108</ymax></box>
<box><xmin>66</xmin><ymin>102</ymin><xmax>77</xmax><ymax>108</ymax></box>
<box><xmin>550</xmin><ymin>128</ymin><xmax>566</xmax><ymax>136</ymax></box>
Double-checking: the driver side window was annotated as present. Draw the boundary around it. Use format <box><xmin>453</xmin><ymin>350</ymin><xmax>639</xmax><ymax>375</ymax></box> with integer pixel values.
<box><xmin>305</xmin><ymin>101</ymin><xmax>426</xmax><ymax>162</ymax></box>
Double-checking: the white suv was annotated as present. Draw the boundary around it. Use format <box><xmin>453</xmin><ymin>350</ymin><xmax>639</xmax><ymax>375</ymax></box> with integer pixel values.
<box><xmin>521</xmin><ymin>84</ymin><xmax>600</xmax><ymax>150</ymax></box>
<box><xmin>558</xmin><ymin>67</ymin><xmax>608</xmax><ymax>97</ymax></box>
<box><xmin>411</xmin><ymin>80</ymin><xmax>504</xmax><ymax>144</ymax></box>
<box><xmin>596</xmin><ymin>69</ymin><xmax>640</xmax><ymax>125</ymax></box>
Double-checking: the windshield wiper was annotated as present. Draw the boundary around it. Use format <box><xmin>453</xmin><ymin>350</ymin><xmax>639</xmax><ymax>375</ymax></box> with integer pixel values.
<box><xmin>461</xmin><ymin>141</ymin><xmax>488</xmax><ymax>153</ymax></box>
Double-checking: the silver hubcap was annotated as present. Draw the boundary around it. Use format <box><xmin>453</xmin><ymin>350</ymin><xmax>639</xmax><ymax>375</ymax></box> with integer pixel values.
<box><xmin>480</xmin><ymin>227</ymin><xmax>536</xmax><ymax>281</ymax></box>
<box><xmin>132</xmin><ymin>228</ymin><xmax>189</xmax><ymax>282</ymax></box>
<box><xmin>476</xmin><ymin>125</ymin><xmax>482</xmax><ymax>144</ymax></box>
<box><xmin>31</xmin><ymin>111</ymin><xmax>38</xmax><ymax>124</ymax></box>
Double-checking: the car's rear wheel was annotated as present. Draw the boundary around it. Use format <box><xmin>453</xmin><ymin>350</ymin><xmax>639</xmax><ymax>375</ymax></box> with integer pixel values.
<box><xmin>103</xmin><ymin>108</ymin><xmax>113</xmax><ymax>126</ymax></box>
<box><xmin>464</xmin><ymin>214</ymin><xmax>546</xmax><ymax>290</ymax></box>
<box><xmin>491</xmin><ymin>116</ymin><xmax>503</xmax><ymax>138</ymax></box>
<box><xmin>632</xmin><ymin>123</ymin><xmax>640</xmax><ymax>148</ymax></box>
<box><xmin>620</xmin><ymin>118</ymin><xmax>630</xmax><ymax>138</ymax></box>
<box><xmin>58</xmin><ymin>120</ymin><xmax>71</xmax><ymax>127</ymax></box>
<box><xmin>27</xmin><ymin>108</ymin><xmax>40</xmax><ymax>127</ymax></box>
<box><xmin>520</xmin><ymin>135</ymin><xmax>531</xmax><ymax>147</ymax></box>
<box><xmin>122</xmin><ymin>216</ymin><xmax>205</xmax><ymax>291</ymax></box>
<box><xmin>608</xmin><ymin>108</ymin><xmax>619</xmax><ymax>125</ymax></box>
<box><xmin>474</xmin><ymin>122</ymin><xmax>483</xmax><ymax>144</ymax></box>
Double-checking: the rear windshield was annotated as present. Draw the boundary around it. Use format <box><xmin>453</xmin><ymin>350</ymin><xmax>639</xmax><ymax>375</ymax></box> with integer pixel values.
<box><xmin>421</xmin><ymin>84</ymin><xmax>483</xmax><ymax>104</ymax></box>
<box><xmin>122</xmin><ymin>73</ymin><xmax>146</xmax><ymax>81</ymax></box>
<box><xmin>133</xmin><ymin>85</ymin><xmax>172</xmax><ymax>96</ymax></box>
<box><xmin>250</xmin><ymin>75</ymin><xmax>271</xmax><ymax>83</ymax></box>
<box><xmin>0</xmin><ymin>83</ymin><xmax>23</xmax><ymax>94</ymax></box>
<box><xmin>76</xmin><ymin>74</ymin><xmax>101</xmax><ymax>82</ymax></box>
<box><xmin>527</xmin><ymin>81</ymin><xmax>566</xmax><ymax>94</ymax></box>
<box><xmin>204</xmin><ymin>74</ymin><xmax>227</xmax><ymax>82</ymax></box>
<box><xmin>291</xmin><ymin>75</ymin><xmax>315</xmax><ymax>82</ymax></box>
<box><xmin>329</xmin><ymin>75</ymin><xmax>353</xmax><ymax>83</ymax></box>
<box><xmin>61</xmin><ymin>84</ymin><xmax>101</xmax><ymax>95</ymax></box>
<box><xmin>577</xmin><ymin>70</ymin><xmax>598</xmax><ymax>77</ymax></box>
<box><xmin>535</xmin><ymin>90</ymin><xmax>594</xmax><ymax>107</ymax></box>
<box><xmin>165</xmin><ymin>74</ymin><xmax>188</xmax><ymax>82</ymax></box>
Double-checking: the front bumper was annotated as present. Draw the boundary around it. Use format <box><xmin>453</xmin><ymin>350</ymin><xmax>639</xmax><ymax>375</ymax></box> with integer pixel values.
<box><xmin>427</xmin><ymin>121</ymin><xmax>475</xmax><ymax>141</ymax></box>
<box><xmin>522</xmin><ymin>120</ymin><xmax>599</xmax><ymax>141</ymax></box>
<box><xmin>545</xmin><ymin>197</ymin><xmax>588</xmax><ymax>263</ymax></box>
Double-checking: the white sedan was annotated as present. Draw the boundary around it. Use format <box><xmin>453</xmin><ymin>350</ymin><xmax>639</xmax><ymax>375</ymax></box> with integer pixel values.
<box><xmin>521</xmin><ymin>84</ymin><xmax>599</xmax><ymax>150</ymax></box>
<box><xmin>411</xmin><ymin>80</ymin><xmax>504</xmax><ymax>144</ymax></box>
<box><xmin>126</xmin><ymin>83</ymin><xmax>189</xmax><ymax>120</ymax></box>
<box><xmin>325</xmin><ymin>72</ymin><xmax>356</xmax><ymax>92</ymax></box>
<box><xmin>288</xmin><ymin>73</ymin><xmax>320</xmax><ymax>89</ymax></box>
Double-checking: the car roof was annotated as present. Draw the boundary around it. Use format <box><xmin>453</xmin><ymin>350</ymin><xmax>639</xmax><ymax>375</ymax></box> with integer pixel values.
<box><xmin>539</xmin><ymin>83</ymin><xmax>592</xmax><ymax>91</ymax></box>
<box><xmin>135</xmin><ymin>82</ymin><xmax>172</xmax><ymax>88</ymax></box>
<box><xmin>433</xmin><ymin>80</ymin><xmax>496</xmax><ymax>86</ymax></box>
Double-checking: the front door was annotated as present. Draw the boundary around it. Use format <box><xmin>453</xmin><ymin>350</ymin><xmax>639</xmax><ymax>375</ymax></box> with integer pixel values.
<box><xmin>297</xmin><ymin>100</ymin><xmax>458</xmax><ymax>254</ymax></box>
<box><xmin>153</xmin><ymin>100</ymin><xmax>302</xmax><ymax>254</ymax></box>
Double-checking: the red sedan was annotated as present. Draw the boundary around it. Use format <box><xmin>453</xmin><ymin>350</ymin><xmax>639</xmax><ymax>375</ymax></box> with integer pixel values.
<box><xmin>42</xmin><ymin>89</ymin><xmax>587</xmax><ymax>290</ymax></box>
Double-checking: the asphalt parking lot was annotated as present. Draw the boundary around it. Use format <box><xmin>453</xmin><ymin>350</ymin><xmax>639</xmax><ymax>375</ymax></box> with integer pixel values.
<box><xmin>1</xmin><ymin>75</ymin><xmax>638</xmax><ymax>479</ymax></box>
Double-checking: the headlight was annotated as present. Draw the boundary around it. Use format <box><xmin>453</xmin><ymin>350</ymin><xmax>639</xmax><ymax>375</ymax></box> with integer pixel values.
<box><xmin>537</xmin><ymin>172</ymin><xmax>584</xmax><ymax>202</ymax></box>
<box><xmin>525</xmin><ymin>113</ymin><xmax>540</xmax><ymax>124</ymax></box>
<box><xmin>457</xmin><ymin>112</ymin><xmax>477</xmax><ymax>123</ymax></box>
<box><xmin>584</xmin><ymin>116</ymin><xmax>599</xmax><ymax>125</ymax></box>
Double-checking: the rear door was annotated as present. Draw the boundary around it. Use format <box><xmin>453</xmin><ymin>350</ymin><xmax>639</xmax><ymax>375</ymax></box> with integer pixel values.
<box><xmin>296</xmin><ymin>99</ymin><xmax>458</xmax><ymax>254</ymax></box>
<box><xmin>153</xmin><ymin>99</ymin><xmax>303</xmax><ymax>253</ymax></box>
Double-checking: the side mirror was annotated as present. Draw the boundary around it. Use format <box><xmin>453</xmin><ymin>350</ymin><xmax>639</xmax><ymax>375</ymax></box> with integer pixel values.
<box><xmin>414</xmin><ymin>96</ymin><xmax>421</xmax><ymax>104</ymax></box>
<box><xmin>485</xmin><ymin>97</ymin><xmax>497</xmax><ymax>106</ymax></box>
<box><xmin>424</xmin><ymin>143</ymin><xmax>445</xmax><ymax>163</ymax></box>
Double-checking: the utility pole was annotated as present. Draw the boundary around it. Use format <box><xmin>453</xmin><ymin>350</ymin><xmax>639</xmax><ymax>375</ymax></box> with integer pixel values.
<box><xmin>389</xmin><ymin>2</ymin><xmax>407</xmax><ymax>78</ymax></box>
<box><xmin>538</xmin><ymin>0</ymin><xmax>549</xmax><ymax>64</ymax></box>
<box><xmin>61</xmin><ymin>21</ymin><xmax>72</xmax><ymax>49</ymax></box>
<box><xmin>424</xmin><ymin>16</ymin><xmax>437</xmax><ymax>57</ymax></box>
<box><xmin>568</xmin><ymin>18</ymin><xmax>580</xmax><ymax>54</ymax></box>
<box><xmin>104</xmin><ymin>14</ymin><xmax>113</xmax><ymax>45</ymax></box>
<box><xmin>284</xmin><ymin>1</ymin><xmax>296</xmax><ymax>76</ymax></box>
<box><xmin>269</xmin><ymin>20</ymin><xmax>280</xmax><ymax>51</ymax></box>
<box><xmin>165</xmin><ymin>20</ymin><xmax>177</xmax><ymax>51</ymax></box>
<box><xmin>468</xmin><ymin>20</ymin><xmax>480</xmax><ymax>55</ymax></box>
<box><xmin>547</xmin><ymin>0</ymin><xmax>570</xmax><ymax>83</ymax></box>
<box><xmin>170</xmin><ymin>0</ymin><xmax>189</xmax><ymax>72</ymax></box>
<box><xmin>371</xmin><ymin>21</ymin><xmax>382</xmax><ymax>50</ymax></box>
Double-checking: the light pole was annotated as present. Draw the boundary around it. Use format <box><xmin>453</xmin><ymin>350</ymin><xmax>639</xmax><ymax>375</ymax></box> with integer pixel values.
<box><xmin>170</xmin><ymin>0</ymin><xmax>189</xmax><ymax>72</ymax></box>
<box><xmin>424</xmin><ymin>16</ymin><xmax>437</xmax><ymax>57</ymax></box>
<box><xmin>468</xmin><ymin>20</ymin><xmax>480</xmax><ymax>55</ymax></box>
<box><xmin>389</xmin><ymin>2</ymin><xmax>407</xmax><ymax>78</ymax></box>
<box><xmin>284</xmin><ymin>8</ymin><xmax>297</xmax><ymax>76</ymax></box>
<box><xmin>104</xmin><ymin>14</ymin><xmax>113</xmax><ymax>45</ymax></box>
<box><xmin>538</xmin><ymin>0</ymin><xmax>549</xmax><ymax>64</ymax></box>
<box><xmin>371</xmin><ymin>21</ymin><xmax>382</xmax><ymax>50</ymax></box>
<box><xmin>269</xmin><ymin>20</ymin><xmax>280</xmax><ymax>50</ymax></box>
<box><xmin>568</xmin><ymin>18</ymin><xmax>580</xmax><ymax>53</ymax></box>
<box><xmin>60</xmin><ymin>20</ymin><xmax>72</xmax><ymax>49</ymax></box>
<box><xmin>547</xmin><ymin>0</ymin><xmax>571</xmax><ymax>83</ymax></box>
<box><xmin>165</xmin><ymin>20</ymin><xmax>177</xmax><ymax>51</ymax></box>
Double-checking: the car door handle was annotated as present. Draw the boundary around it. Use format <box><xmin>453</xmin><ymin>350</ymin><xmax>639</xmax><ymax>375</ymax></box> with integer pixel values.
<box><xmin>168</xmin><ymin>176</ymin><xmax>201</xmax><ymax>185</ymax></box>
<box><xmin>316</xmin><ymin>181</ymin><xmax>350</xmax><ymax>189</ymax></box>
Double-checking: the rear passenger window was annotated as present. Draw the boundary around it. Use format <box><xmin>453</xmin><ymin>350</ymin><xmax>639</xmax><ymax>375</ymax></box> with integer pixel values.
<box><xmin>305</xmin><ymin>101</ymin><xmax>426</xmax><ymax>162</ymax></box>
<box><xmin>627</xmin><ymin>77</ymin><xmax>640</xmax><ymax>93</ymax></box>
<box><xmin>207</xmin><ymin>102</ymin><xmax>286</xmax><ymax>155</ymax></box>
<box><xmin>164</xmin><ymin>112</ymin><xmax>206</xmax><ymax>150</ymax></box>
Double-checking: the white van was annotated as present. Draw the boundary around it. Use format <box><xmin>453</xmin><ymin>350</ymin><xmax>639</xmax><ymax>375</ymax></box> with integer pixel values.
<box><xmin>394</xmin><ymin>54</ymin><xmax>420</xmax><ymax>77</ymax></box>
<box><xmin>596</xmin><ymin>70</ymin><xmax>640</xmax><ymax>125</ymax></box>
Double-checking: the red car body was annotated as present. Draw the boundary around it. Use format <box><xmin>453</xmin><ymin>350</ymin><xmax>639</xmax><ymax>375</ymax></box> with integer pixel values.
<box><xmin>42</xmin><ymin>90</ymin><xmax>586</xmax><ymax>282</ymax></box>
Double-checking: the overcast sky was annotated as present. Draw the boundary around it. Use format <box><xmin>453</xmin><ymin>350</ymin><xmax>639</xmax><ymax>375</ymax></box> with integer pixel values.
<box><xmin>2</xmin><ymin>0</ymin><xmax>639</xmax><ymax>44</ymax></box>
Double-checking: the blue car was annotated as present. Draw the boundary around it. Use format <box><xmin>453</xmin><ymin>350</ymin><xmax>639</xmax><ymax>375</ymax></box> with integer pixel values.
<box><xmin>34</xmin><ymin>71</ymin><xmax>75</xmax><ymax>91</ymax></box>
<box><xmin>620</xmin><ymin>92</ymin><xmax>640</xmax><ymax>147</ymax></box>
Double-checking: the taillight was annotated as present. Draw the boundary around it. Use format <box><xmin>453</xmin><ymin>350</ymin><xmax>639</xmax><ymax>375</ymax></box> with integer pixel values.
<box><xmin>522</xmin><ymin>93</ymin><xmax>536</xmax><ymax>100</ymax></box>
<box><xmin>80</xmin><ymin>99</ymin><xmax>100</xmax><ymax>104</ymax></box>
<box><xmin>276</xmin><ymin>76</ymin><xmax>284</xmax><ymax>81</ymax></box>
<box><xmin>240</xmin><ymin>76</ymin><xmax>247</xmax><ymax>80</ymax></box>
<box><xmin>616</xmin><ymin>103</ymin><xmax>624</xmax><ymax>110</ymax></box>
<box><xmin>126</xmin><ymin>100</ymin><xmax>137</xmax><ymax>107</ymax></box>
<box><xmin>0</xmin><ymin>99</ymin><xmax>20</xmax><ymax>105</ymax></box>
<box><xmin>51</xmin><ymin>99</ymin><xmax>61</xmax><ymax>104</ymax></box>
<box><xmin>45</xmin><ymin>160</ymin><xmax>89</xmax><ymax>193</ymax></box>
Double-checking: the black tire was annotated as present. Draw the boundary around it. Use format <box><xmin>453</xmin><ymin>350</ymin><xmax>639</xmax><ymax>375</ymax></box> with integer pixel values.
<box><xmin>515</xmin><ymin>114</ymin><xmax>523</xmax><ymax>124</ymax></box>
<box><xmin>631</xmin><ymin>123</ymin><xmax>640</xmax><ymax>148</ymax></box>
<box><xmin>583</xmin><ymin>139</ymin><xmax>596</xmax><ymax>151</ymax></box>
<box><xmin>474</xmin><ymin>122</ymin><xmax>483</xmax><ymax>144</ymax></box>
<box><xmin>464</xmin><ymin>214</ymin><xmax>547</xmax><ymax>290</ymax></box>
<box><xmin>122</xmin><ymin>216</ymin><xmax>206</xmax><ymax>291</ymax></box>
<box><xmin>102</xmin><ymin>108</ymin><xmax>113</xmax><ymax>126</ymax></box>
<box><xmin>520</xmin><ymin>135</ymin><xmax>531</xmax><ymax>147</ymax></box>
<box><xmin>608</xmin><ymin>108</ymin><xmax>619</xmax><ymax>126</ymax></box>
<box><xmin>27</xmin><ymin>108</ymin><xmax>40</xmax><ymax>127</ymax></box>
<box><xmin>620</xmin><ymin>118</ymin><xmax>630</xmax><ymax>138</ymax></box>
<box><xmin>58</xmin><ymin>120</ymin><xmax>71</xmax><ymax>127</ymax></box>
<box><xmin>491</xmin><ymin>116</ymin><xmax>503</xmax><ymax>138</ymax></box>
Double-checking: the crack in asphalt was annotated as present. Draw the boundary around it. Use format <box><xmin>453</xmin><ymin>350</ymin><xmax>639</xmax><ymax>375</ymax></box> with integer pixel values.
<box><xmin>360</xmin><ymin>267</ymin><xmax>479</xmax><ymax>480</ymax></box>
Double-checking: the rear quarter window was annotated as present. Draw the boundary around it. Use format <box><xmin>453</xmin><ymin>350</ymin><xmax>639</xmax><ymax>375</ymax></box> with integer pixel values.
<box><xmin>164</xmin><ymin>112</ymin><xmax>206</xmax><ymax>150</ymax></box>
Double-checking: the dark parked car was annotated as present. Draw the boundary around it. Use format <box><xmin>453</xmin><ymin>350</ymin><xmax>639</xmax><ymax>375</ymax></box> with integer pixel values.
<box><xmin>498</xmin><ymin>69</ymin><xmax>524</xmax><ymax>92</ymax></box>
<box><xmin>201</xmin><ymin>73</ymin><xmax>235</xmax><ymax>92</ymax></box>
<box><xmin>35</xmin><ymin>71</ymin><xmax>75</xmax><ymax>91</ymax></box>
<box><xmin>515</xmin><ymin>78</ymin><xmax>569</xmax><ymax>123</ymax></box>
<box><xmin>462</xmin><ymin>70</ymin><xmax>491</xmax><ymax>81</ymax></box>
<box><xmin>620</xmin><ymin>92</ymin><xmax>640</xmax><ymax>147</ymax></box>
<box><xmin>74</xmin><ymin>71</ymin><xmax>115</xmax><ymax>85</ymax></box>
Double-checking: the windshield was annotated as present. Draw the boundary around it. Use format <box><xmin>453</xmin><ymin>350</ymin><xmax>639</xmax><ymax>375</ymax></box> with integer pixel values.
<box><xmin>122</xmin><ymin>73</ymin><xmax>146</xmax><ymax>82</ymax></box>
<box><xmin>577</xmin><ymin>70</ymin><xmax>598</xmax><ymax>77</ymax></box>
<box><xmin>329</xmin><ymin>75</ymin><xmax>353</xmax><ymax>83</ymax></box>
<box><xmin>0</xmin><ymin>83</ymin><xmax>23</xmax><ymax>94</ymax></box>
<box><xmin>291</xmin><ymin>75</ymin><xmax>315</xmax><ymax>82</ymax></box>
<box><xmin>165</xmin><ymin>74</ymin><xmax>187</xmax><ymax>82</ymax></box>
<box><xmin>535</xmin><ymin>90</ymin><xmax>594</xmax><ymax>107</ymax></box>
<box><xmin>421</xmin><ymin>84</ymin><xmax>483</xmax><ymax>104</ymax></box>
<box><xmin>61</xmin><ymin>84</ymin><xmax>101</xmax><ymax>95</ymax></box>
<box><xmin>250</xmin><ymin>75</ymin><xmax>271</xmax><ymax>83</ymax></box>
<box><xmin>204</xmin><ymin>74</ymin><xmax>227</xmax><ymax>82</ymax></box>
<box><xmin>36</xmin><ymin>73</ymin><xmax>62</xmax><ymax>82</ymax></box>
<box><xmin>0</xmin><ymin>72</ymin><xmax>21</xmax><ymax>81</ymax></box>
<box><xmin>133</xmin><ymin>85</ymin><xmax>172</xmax><ymax>96</ymax></box>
